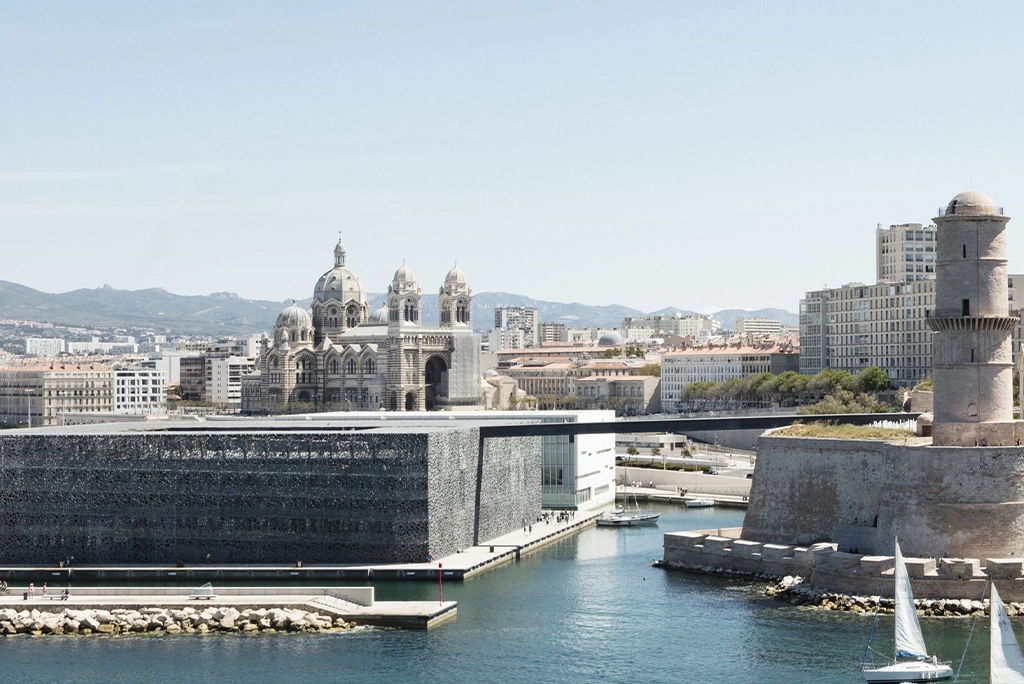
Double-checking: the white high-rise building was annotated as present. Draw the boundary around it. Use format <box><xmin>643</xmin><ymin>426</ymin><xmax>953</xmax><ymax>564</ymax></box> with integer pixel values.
<box><xmin>876</xmin><ymin>222</ymin><xmax>937</xmax><ymax>282</ymax></box>
<box><xmin>492</xmin><ymin>306</ymin><xmax>539</xmax><ymax>349</ymax></box>
<box><xmin>735</xmin><ymin>318</ymin><xmax>782</xmax><ymax>336</ymax></box>
<box><xmin>24</xmin><ymin>338</ymin><xmax>66</xmax><ymax>357</ymax></box>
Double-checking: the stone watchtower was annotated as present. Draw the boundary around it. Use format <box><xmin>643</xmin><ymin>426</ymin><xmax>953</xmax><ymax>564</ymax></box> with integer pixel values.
<box><xmin>927</xmin><ymin>190</ymin><xmax>1019</xmax><ymax>446</ymax></box>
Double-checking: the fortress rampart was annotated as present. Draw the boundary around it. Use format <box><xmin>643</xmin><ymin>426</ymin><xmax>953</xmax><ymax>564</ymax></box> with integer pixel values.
<box><xmin>741</xmin><ymin>434</ymin><xmax>1024</xmax><ymax>561</ymax></box>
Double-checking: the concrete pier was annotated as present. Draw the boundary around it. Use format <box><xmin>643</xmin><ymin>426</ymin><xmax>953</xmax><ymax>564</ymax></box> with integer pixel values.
<box><xmin>0</xmin><ymin>586</ymin><xmax>456</xmax><ymax>630</ymax></box>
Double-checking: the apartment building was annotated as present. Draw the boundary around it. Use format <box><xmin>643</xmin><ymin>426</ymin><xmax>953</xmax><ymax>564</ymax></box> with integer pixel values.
<box><xmin>0</xmin><ymin>364</ymin><xmax>114</xmax><ymax>427</ymax></box>
<box><xmin>114</xmin><ymin>365</ymin><xmax>167</xmax><ymax>414</ymax></box>
<box><xmin>661</xmin><ymin>342</ymin><xmax>799</xmax><ymax>413</ymax></box>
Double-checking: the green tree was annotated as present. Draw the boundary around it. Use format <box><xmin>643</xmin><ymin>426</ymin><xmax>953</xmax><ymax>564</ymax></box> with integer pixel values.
<box><xmin>651</xmin><ymin>446</ymin><xmax>663</xmax><ymax>470</ymax></box>
<box><xmin>625</xmin><ymin>445</ymin><xmax>639</xmax><ymax>462</ymax></box>
<box><xmin>639</xmin><ymin>363</ymin><xmax>661</xmax><ymax>377</ymax></box>
<box><xmin>855</xmin><ymin>366</ymin><xmax>891</xmax><ymax>394</ymax></box>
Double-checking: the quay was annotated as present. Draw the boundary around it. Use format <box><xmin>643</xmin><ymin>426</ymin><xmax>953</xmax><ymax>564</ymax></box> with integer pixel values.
<box><xmin>0</xmin><ymin>585</ymin><xmax>454</xmax><ymax>630</ymax></box>
<box><xmin>0</xmin><ymin>510</ymin><xmax>599</xmax><ymax>584</ymax></box>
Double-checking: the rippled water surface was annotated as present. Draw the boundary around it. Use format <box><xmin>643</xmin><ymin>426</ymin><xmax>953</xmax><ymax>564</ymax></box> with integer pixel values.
<box><xmin>0</xmin><ymin>505</ymin><xmax>998</xmax><ymax>683</ymax></box>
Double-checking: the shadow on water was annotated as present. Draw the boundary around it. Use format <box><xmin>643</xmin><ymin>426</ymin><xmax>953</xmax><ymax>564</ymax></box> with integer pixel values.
<box><xmin>0</xmin><ymin>503</ymin><xmax>999</xmax><ymax>683</ymax></box>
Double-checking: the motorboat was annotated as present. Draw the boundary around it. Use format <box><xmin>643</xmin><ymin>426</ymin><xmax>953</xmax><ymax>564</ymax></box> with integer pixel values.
<box><xmin>684</xmin><ymin>498</ymin><xmax>714</xmax><ymax>508</ymax></box>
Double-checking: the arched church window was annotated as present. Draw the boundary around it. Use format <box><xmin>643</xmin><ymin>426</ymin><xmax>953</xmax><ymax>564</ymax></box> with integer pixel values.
<box><xmin>272</xmin><ymin>357</ymin><xmax>279</xmax><ymax>369</ymax></box>
<box><xmin>291</xmin><ymin>331</ymin><xmax>296</xmax><ymax>342</ymax></box>
<box><xmin>301</xmin><ymin>330</ymin><xmax>307</xmax><ymax>341</ymax></box>
<box><xmin>364</xmin><ymin>359</ymin><xmax>375</xmax><ymax>374</ymax></box>
<box><xmin>347</xmin><ymin>304</ymin><xmax>357</xmax><ymax>328</ymax></box>
<box><xmin>347</xmin><ymin>359</ymin><xmax>356</xmax><ymax>374</ymax></box>
<box><xmin>441</xmin><ymin>310</ymin><xmax>449</xmax><ymax>324</ymax></box>
<box><xmin>330</xmin><ymin>359</ymin><xmax>339</xmax><ymax>374</ymax></box>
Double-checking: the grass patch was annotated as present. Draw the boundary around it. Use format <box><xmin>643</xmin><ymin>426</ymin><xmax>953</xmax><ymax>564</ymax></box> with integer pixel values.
<box><xmin>774</xmin><ymin>422</ymin><xmax>915</xmax><ymax>440</ymax></box>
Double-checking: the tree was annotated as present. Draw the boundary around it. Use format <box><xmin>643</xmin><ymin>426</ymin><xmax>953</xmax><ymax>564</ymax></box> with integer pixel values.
<box><xmin>625</xmin><ymin>446</ymin><xmax>639</xmax><ymax>462</ymax></box>
<box><xmin>651</xmin><ymin>447</ymin><xmax>663</xmax><ymax>469</ymax></box>
<box><xmin>639</xmin><ymin>363</ymin><xmax>661</xmax><ymax>377</ymax></box>
<box><xmin>855</xmin><ymin>366</ymin><xmax>890</xmax><ymax>394</ymax></box>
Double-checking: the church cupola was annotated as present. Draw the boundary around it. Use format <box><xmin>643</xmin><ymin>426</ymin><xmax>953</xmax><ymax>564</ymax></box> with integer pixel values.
<box><xmin>439</xmin><ymin>264</ymin><xmax>472</xmax><ymax>328</ymax></box>
<box><xmin>313</xmin><ymin>238</ymin><xmax>367</xmax><ymax>345</ymax></box>
<box><xmin>388</xmin><ymin>261</ymin><xmax>422</xmax><ymax>326</ymax></box>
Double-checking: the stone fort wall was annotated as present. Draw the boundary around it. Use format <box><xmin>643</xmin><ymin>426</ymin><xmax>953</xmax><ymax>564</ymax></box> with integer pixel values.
<box><xmin>0</xmin><ymin>428</ymin><xmax>540</xmax><ymax>565</ymax></box>
<box><xmin>741</xmin><ymin>434</ymin><xmax>1024</xmax><ymax>560</ymax></box>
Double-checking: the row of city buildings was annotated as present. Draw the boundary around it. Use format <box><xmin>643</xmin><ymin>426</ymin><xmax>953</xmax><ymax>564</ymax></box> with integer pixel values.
<box><xmin>9</xmin><ymin>207</ymin><xmax>1024</xmax><ymax>428</ymax></box>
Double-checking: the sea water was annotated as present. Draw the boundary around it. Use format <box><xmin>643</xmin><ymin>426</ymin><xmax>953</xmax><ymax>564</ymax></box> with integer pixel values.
<box><xmin>0</xmin><ymin>505</ymin><xmax>994</xmax><ymax>683</ymax></box>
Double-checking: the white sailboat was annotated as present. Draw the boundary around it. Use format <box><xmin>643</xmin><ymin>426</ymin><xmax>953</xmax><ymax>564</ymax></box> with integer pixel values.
<box><xmin>861</xmin><ymin>540</ymin><xmax>953</xmax><ymax>683</ymax></box>
<box><xmin>990</xmin><ymin>582</ymin><xmax>1024</xmax><ymax>683</ymax></box>
<box><xmin>597</xmin><ymin>470</ymin><xmax>659</xmax><ymax>527</ymax></box>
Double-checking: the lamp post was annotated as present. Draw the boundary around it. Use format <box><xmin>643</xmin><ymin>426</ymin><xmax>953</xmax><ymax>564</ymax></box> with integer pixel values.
<box><xmin>24</xmin><ymin>388</ymin><xmax>33</xmax><ymax>428</ymax></box>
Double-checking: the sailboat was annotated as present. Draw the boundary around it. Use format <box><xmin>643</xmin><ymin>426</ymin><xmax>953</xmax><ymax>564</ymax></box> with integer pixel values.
<box><xmin>596</xmin><ymin>469</ymin><xmax>659</xmax><ymax>527</ymax></box>
<box><xmin>990</xmin><ymin>582</ymin><xmax>1024</xmax><ymax>683</ymax></box>
<box><xmin>861</xmin><ymin>540</ymin><xmax>953</xmax><ymax>683</ymax></box>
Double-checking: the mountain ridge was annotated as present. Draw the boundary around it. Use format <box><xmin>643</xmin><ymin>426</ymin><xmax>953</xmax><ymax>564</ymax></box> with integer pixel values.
<box><xmin>0</xmin><ymin>281</ymin><xmax>797</xmax><ymax>337</ymax></box>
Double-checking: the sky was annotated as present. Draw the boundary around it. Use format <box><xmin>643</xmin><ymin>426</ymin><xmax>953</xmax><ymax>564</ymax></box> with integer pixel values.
<box><xmin>3</xmin><ymin>2</ymin><xmax>1024</xmax><ymax>315</ymax></box>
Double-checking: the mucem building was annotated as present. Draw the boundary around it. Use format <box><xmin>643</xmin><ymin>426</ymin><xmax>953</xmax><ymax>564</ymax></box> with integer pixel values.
<box><xmin>0</xmin><ymin>420</ymin><xmax>540</xmax><ymax>565</ymax></box>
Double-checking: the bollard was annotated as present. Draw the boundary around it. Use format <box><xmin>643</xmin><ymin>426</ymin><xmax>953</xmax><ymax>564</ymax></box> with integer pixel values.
<box><xmin>489</xmin><ymin>546</ymin><xmax>495</xmax><ymax>553</ymax></box>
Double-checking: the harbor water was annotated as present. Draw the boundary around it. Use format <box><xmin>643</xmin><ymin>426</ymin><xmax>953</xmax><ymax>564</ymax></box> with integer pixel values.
<box><xmin>0</xmin><ymin>504</ymin><xmax>997</xmax><ymax>683</ymax></box>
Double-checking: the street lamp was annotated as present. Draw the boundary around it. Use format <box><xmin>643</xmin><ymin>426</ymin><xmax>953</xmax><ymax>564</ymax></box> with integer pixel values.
<box><xmin>24</xmin><ymin>388</ymin><xmax>33</xmax><ymax>428</ymax></box>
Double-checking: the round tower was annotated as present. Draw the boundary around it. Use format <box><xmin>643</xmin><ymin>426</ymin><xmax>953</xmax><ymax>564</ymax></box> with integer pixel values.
<box><xmin>927</xmin><ymin>190</ymin><xmax>1018</xmax><ymax>446</ymax></box>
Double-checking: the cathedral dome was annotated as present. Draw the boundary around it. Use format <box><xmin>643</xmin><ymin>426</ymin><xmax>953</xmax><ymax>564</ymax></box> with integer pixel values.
<box><xmin>276</xmin><ymin>301</ymin><xmax>312</xmax><ymax>330</ymax></box>
<box><xmin>598</xmin><ymin>331</ymin><xmax>625</xmax><ymax>346</ymax></box>
<box><xmin>393</xmin><ymin>263</ymin><xmax>417</xmax><ymax>284</ymax></box>
<box><xmin>368</xmin><ymin>305</ymin><xmax>389</xmax><ymax>324</ymax></box>
<box><xmin>314</xmin><ymin>241</ymin><xmax>366</xmax><ymax>306</ymax></box>
<box><xmin>945</xmin><ymin>190</ymin><xmax>999</xmax><ymax>217</ymax></box>
<box><xmin>445</xmin><ymin>265</ymin><xmax>467</xmax><ymax>285</ymax></box>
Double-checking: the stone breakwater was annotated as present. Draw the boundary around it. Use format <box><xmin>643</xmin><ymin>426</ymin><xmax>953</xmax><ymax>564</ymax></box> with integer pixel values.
<box><xmin>0</xmin><ymin>606</ymin><xmax>354</xmax><ymax>637</ymax></box>
<box><xmin>765</xmin><ymin>575</ymin><xmax>1007</xmax><ymax>617</ymax></box>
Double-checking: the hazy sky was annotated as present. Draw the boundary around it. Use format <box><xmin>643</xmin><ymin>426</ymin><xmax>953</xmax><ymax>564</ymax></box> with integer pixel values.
<box><xmin>3</xmin><ymin>2</ymin><xmax>1024</xmax><ymax>314</ymax></box>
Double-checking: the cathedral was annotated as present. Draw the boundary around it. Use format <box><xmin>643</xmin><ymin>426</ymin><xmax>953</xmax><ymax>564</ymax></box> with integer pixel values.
<box><xmin>241</xmin><ymin>240</ymin><xmax>482</xmax><ymax>413</ymax></box>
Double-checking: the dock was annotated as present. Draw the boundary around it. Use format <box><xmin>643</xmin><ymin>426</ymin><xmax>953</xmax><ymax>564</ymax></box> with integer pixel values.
<box><xmin>0</xmin><ymin>511</ymin><xmax>601</xmax><ymax>585</ymax></box>
<box><xmin>0</xmin><ymin>586</ymin><xmax>455</xmax><ymax>630</ymax></box>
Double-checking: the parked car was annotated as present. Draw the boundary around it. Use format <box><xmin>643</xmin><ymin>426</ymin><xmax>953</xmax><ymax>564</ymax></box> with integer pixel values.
<box><xmin>706</xmin><ymin>468</ymin><xmax>719</xmax><ymax>475</ymax></box>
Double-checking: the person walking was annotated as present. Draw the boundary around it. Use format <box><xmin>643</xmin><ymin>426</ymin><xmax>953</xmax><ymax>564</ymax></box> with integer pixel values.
<box><xmin>27</xmin><ymin>583</ymin><xmax>34</xmax><ymax>599</ymax></box>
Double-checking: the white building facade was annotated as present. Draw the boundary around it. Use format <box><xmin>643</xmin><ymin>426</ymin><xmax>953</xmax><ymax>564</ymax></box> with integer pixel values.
<box><xmin>114</xmin><ymin>366</ymin><xmax>167</xmax><ymax>414</ymax></box>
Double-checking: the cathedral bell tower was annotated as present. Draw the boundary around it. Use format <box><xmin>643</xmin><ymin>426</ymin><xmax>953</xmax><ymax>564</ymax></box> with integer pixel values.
<box><xmin>439</xmin><ymin>264</ymin><xmax>472</xmax><ymax>328</ymax></box>
<box><xmin>387</xmin><ymin>263</ymin><xmax>423</xmax><ymax>410</ymax></box>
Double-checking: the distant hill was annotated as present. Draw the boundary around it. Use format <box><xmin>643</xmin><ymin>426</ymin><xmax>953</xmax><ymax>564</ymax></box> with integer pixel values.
<box><xmin>0</xmin><ymin>281</ymin><xmax>797</xmax><ymax>337</ymax></box>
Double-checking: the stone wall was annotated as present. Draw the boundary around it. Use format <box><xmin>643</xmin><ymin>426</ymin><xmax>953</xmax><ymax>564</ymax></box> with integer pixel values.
<box><xmin>742</xmin><ymin>434</ymin><xmax>1024</xmax><ymax>560</ymax></box>
<box><xmin>662</xmin><ymin>531</ymin><xmax>1024</xmax><ymax>601</ymax></box>
<box><xmin>0</xmin><ymin>427</ymin><xmax>540</xmax><ymax>565</ymax></box>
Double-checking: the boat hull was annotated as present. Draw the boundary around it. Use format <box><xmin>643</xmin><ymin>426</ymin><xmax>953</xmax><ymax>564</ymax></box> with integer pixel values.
<box><xmin>596</xmin><ymin>513</ymin><xmax>660</xmax><ymax>527</ymax></box>
<box><xmin>684</xmin><ymin>499</ymin><xmax>714</xmax><ymax>508</ymax></box>
<box><xmin>861</xmin><ymin>661</ymin><xmax>953</xmax><ymax>682</ymax></box>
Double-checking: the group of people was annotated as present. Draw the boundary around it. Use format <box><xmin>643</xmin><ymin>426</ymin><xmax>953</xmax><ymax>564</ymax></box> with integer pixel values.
<box><xmin>18</xmin><ymin>582</ymin><xmax>70</xmax><ymax>600</ymax></box>
<box><xmin>630</xmin><ymin>480</ymin><xmax>655</xmax><ymax>488</ymax></box>
<box><xmin>537</xmin><ymin>510</ymin><xmax>576</xmax><ymax>526</ymax></box>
